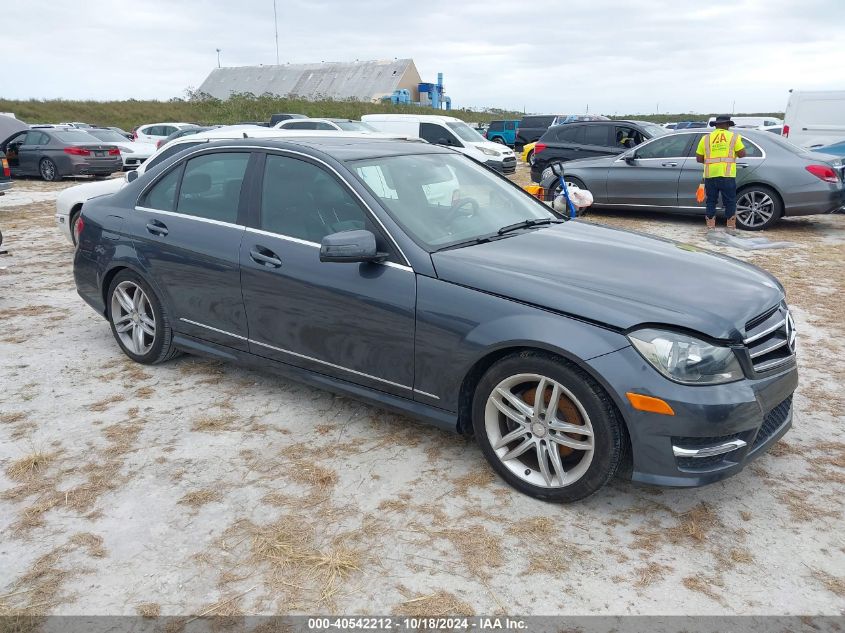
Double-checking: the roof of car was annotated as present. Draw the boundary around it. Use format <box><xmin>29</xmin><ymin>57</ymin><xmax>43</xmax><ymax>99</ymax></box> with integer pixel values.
<box><xmin>199</xmin><ymin>136</ymin><xmax>449</xmax><ymax>161</ymax></box>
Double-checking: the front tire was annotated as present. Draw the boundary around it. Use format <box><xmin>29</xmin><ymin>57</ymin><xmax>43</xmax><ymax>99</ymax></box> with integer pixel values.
<box><xmin>472</xmin><ymin>351</ymin><xmax>624</xmax><ymax>502</ymax></box>
<box><xmin>492</xmin><ymin>137</ymin><xmax>506</xmax><ymax>145</ymax></box>
<box><xmin>107</xmin><ymin>270</ymin><xmax>179</xmax><ymax>364</ymax></box>
<box><xmin>526</xmin><ymin>149</ymin><xmax>535</xmax><ymax>166</ymax></box>
<box><xmin>735</xmin><ymin>185</ymin><xmax>782</xmax><ymax>231</ymax></box>
<box><xmin>39</xmin><ymin>158</ymin><xmax>61</xmax><ymax>182</ymax></box>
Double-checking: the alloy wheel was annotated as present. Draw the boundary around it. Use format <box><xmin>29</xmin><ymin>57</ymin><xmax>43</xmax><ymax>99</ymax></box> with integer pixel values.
<box><xmin>110</xmin><ymin>281</ymin><xmax>156</xmax><ymax>355</ymax></box>
<box><xmin>40</xmin><ymin>160</ymin><xmax>56</xmax><ymax>181</ymax></box>
<box><xmin>736</xmin><ymin>191</ymin><xmax>775</xmax><ymax>228</ymax></box>
<box><xmin>484</xmin><ymin>373</ymin><xmax>594</xmax><ymax>488</ymax></box>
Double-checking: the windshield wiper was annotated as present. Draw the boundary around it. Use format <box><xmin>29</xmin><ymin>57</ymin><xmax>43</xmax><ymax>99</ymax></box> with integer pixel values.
<box><xmin>496</xmin><ymin>218</ymin><xmax>564</xmax><ymax>236</ymax></box>
<box><xmin>435</xmin><ymin>235</ymin><xmax>496</xmax><ymax>252</ymax></box>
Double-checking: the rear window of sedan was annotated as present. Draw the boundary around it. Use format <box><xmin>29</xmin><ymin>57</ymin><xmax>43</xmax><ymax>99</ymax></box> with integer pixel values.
<box><xmin>53</xmin><ymin>131</ymin><xmax>101</xmax><ymax>143</ymax></box>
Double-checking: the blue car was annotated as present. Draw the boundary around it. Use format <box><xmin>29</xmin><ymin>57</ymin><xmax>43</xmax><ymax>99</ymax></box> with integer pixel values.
<box><xmin>73</xmin><ymin>136</ymin><xmax>797</xmax><ymax>502</ymax></box>
<box><xmin>818</xmin><ymin>140</ymin><xmax>845</xmax><ymax>157</ymax></box>
<box><xmin>485</xmin><ymin>119</ymin><xmax>519</xmax><ymax>146</ymax></box>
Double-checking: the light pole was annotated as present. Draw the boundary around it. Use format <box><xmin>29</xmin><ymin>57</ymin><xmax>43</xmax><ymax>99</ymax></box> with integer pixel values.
<box><xmin>273</xmin><ymin>0</ymin><xmax>280</xmax><ymax>65</ymax></box>
<box><xmin>216</xmin><ymin>48</ymin><xmax>222</xmax><ymax>68</ymax></box>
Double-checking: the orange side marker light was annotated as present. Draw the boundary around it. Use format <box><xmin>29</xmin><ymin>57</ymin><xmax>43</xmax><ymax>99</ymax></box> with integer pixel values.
<box><xmin>626</xmin><ymin>392</ymin><xmax>675</xmax><ymax>416</ymax></box>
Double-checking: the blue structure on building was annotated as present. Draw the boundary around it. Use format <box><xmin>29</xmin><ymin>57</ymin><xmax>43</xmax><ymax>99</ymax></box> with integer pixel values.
<box><xmin>385</xmin><ymin>72</ymin><xmax>451</xmax><ymax>110</ymax></box>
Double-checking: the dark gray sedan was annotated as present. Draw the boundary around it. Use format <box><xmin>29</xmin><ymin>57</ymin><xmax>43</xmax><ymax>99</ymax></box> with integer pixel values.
<box><xmin>541</xmin><ymin>129</ymin><xmax>845</xmax><ymax>230</ymax></box>
<box><xmin>0</xmin><ymin>128</ymin><xmax>122</xmax><ymax>181</ymax></box>
<box><xmin>74</xmin><ymin>137</ymin><xmax>797</xmax><ymax>502</ymax></box>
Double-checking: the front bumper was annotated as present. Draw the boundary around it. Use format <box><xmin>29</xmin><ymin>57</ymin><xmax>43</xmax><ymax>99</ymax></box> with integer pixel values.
<box><xmin>121</xmin><ymin>155</ymin><xmax>149</xmax><ymax>170</ymax></box>
<box><xmin>587</xmin><ymin>345</ymin><xmax>798</xmax><ymax>487</ymax></box>
<box><xmin>485</xmin><ymin>157</ymin><xmax>517</xmax><ymax>174</ymax></box>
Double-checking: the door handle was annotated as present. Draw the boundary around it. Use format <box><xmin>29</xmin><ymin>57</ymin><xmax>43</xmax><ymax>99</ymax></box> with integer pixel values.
<box><xmin>250</xmin><ymin>247</ymin><xmax>282</xmax><ymax>268</ymax></box>
<box><xmin>737</xmin><ymin>162</ymin><xmax>748</xmax><ymax>169</ymax></box>
<box><xmin>145</xmin><ymin>220</ymin><xmax>168</xmax><ymax>236</ymax></box>
<box><xmin>661</xmin><ymin>162</ymin><xmax>678</xmax><ymax>167</ymax></box>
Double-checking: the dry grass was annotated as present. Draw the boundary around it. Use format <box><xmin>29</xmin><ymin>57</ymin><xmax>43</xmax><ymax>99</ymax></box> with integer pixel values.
<box><xmin>6</xmin><ymin>451</ymin><xmax>54</xmax><ymax>481</ymax></box>
<box><xmin>418</xmin><ymin>524</ymin><xmax>503</xmax><ymax>580</ymax></box>
<box><xmin>136</xmin><ymin>602</ymin><xmax>161</xmax><ymax>618</ymax></box>
<box><xmin>135</xmin><ymin>386</ymin><xmax>155</xmax><ymax>398</ymax></box>
<box><xmin>811</xmin><ymin>569</ymin><xmax>845</xmax><ymax>598</ymax></box>
<box><xmin>682</xmin><ymin>575</ymin><xmax>723</xmax><ymax>603</ymax></box>
<box><xmin>666</xmin><ymin>502</ymin><xmax>720</xmax><ymax>544</ymax></box>
<box><xmin>286</xmin><ymin>460</ymin><xmax>338</xmax><ymax>492</ymax></box>
<box><xmin>191</xmin><ymin>413</ymin><xmax>239</xmax><ymax>433</ymax></box>
<box><xmin>179</xmin><ymin>489</ymin><xmax>223</xmax><ymax>508</ymax></box>
<box><xmin>450</xmin><ymin>469</ymin><xmax>496</xmax><ymax>496</ymax></box>
<box><xmin>728</xmin><ymin>548</ymin><xmax>754</xmax><ymax>565</ymax></box>
<box><xmin>777</xmin><ymin>489</ymin><xmax>840</xmax><ymax>522</ymax></box>
<box><xmin>394</xmin><ymin>586</ymin><xmax>475</xmax><ymax>617</ymax></box>
<box><xmin>634</xmin><ymin>562</ymin><xmax>674</xmax><ymax>588</ymax></box>
<box><xmin>88</xmin><ymin>394</ymin><xmax>125</xmax><ymax>412</ymax></box>
<box><xmin>1</xmin><ymin>412</ymin><xmax>28</xmax><ymax>424</ymax></box>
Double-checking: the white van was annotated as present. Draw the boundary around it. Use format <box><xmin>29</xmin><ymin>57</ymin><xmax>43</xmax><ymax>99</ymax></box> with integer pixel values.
<box><xmin>783</xmin><ymin>90</ymin><xmax>845</xmax><ymax>148</ymax></box>
<box><xmin>707</xmin><ymin>115</ymin><xmax>783</xmax><ymax>129</ymax></box>
<box><xmin>361</xmin><ymin>114</ymin><xmax>516</xmax><ymax>174</ymax></box>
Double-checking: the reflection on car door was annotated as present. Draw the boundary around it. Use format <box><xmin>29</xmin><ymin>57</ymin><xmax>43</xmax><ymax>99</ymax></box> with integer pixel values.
<box><xmin>129</xmin><ymin>150</ymin><xmax>253</xmax><ymax>351</ymax></box>
<box><xmin>240</xmin><ymin>152</ymin><xmax>417</xmax><ymax>398</ymax></box>
<box><xmin>605</xmin><ymin>134</ymin><xmax>694</xmax><ymax>208</ymax></box>
<box><xmin>20</xmin><ymin>131</ymin><xmax>46</xmax><ymax>175</ymax></box>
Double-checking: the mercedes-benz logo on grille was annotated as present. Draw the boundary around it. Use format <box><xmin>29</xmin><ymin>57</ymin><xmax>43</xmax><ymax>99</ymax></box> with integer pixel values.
<box><xmin>785</xmin><ymin>311</ymin><xmax>797</xmax><ymax>354</ymax></box>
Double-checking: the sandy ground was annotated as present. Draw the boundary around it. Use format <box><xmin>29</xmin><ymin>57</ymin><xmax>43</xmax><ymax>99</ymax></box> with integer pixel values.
<box><xmin>0</xmin><ymin>167</ymin><xmax>843</xmax><ymax>618</ymax></box>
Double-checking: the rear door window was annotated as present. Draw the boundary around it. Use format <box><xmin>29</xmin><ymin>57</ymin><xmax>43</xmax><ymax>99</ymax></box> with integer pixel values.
<box><xmin>583</xmin><ymin>124</ymin><xmax>610</xmax><ymax>147</ymax></box>
<box><xmin>143</xmin><ymin>167</ymin><xmax>182</xmax><ymax>211</ymax></box>
<box><xmin>555</xmin><ymin>125</ymin><xmax>584</xmax><ymax>143</ymax></box>
<box><xmin>282</xmin><ymin>121</ymin><xmax>320</xmax><ymax>130</ymax></box>
<box><xmin>504</xmin><ymin>121</ymin><xmax>516</xmax><ymax>131</ymax></box>
<box><xmin>489</xmin><ymin>121</ymin><xmax>504</xmax><ymax>131</ymax></box>
<box><xmin>175</xmin><ymin>152</ymin><xmax>250</xmax><ymax>224</ymax></box>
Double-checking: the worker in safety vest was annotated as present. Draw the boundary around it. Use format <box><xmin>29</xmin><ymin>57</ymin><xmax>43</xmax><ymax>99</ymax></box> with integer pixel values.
<box><xmin>696</xmin><ymin>114</ymin><xmax>746</xmax><ymax>230</ymax></box>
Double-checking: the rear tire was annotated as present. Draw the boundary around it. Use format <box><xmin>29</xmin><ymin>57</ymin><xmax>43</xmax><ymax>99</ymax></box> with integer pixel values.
<box><xmin>734</xmin><ymin>185</ymin><xmax>782</xmax><ymax>231</ymax></box>
<box><xmin>39</xmin><ymin>158</ymin><xmax>61</xmax><ymax>182</ymax></box>
<box><xmin>472</xmin><ymin>351</ymin><xmax>624</xmax><ymax>503</ymax></box>
<box><xmin>526</xmin><ymin>149</ymin><xmax>535</xmax><ymax>165</ymax></box>
<box><xmin>106</xmin><ymin>270</ymin><xmax>180</xmax><ymax>365</ymax></box>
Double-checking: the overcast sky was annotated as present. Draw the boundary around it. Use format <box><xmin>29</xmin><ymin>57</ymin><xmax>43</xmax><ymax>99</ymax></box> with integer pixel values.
<box><xmin>4</xmin><ymin>0</ymin><xmax>842</xmax><ymax>114</ymax></box>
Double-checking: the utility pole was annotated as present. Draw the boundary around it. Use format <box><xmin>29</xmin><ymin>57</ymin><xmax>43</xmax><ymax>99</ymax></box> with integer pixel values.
<box><xmin>216</xmin><ymin>48</ymin><xmax>222</xmax><ymax>68</ymax></box>
<box><xmin>731</xmin><ymin>99</ymin><xmax>736</xmax><ymax>113</ymax></box>
<box><xmin>273</xmin><ymin>0</ymin><xmax>280</xmax><ymax>65</ymax></box>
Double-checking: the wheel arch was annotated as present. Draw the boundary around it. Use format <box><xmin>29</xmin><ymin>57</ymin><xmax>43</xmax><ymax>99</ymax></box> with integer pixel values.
<box><xmin>100</xmin><ymin>262</ymin><xmax>170</xmax><ymax>320</ymax></box>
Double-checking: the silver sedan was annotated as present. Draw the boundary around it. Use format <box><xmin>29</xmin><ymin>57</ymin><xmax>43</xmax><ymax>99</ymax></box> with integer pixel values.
<box><xmin>541</xmin><ymin>129</ymin><xmax>845</xmax><ymax>230</ymax></box>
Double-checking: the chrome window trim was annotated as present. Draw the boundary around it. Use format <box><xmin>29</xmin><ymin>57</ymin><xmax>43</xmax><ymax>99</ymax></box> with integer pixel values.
<box><xmin>135</xmin><ymin>143</ymin><xmax>411</xmax><ymax>267</ymax></box>
<box><xmin>134</xmin><ymin>206</ymin><xmax>244</xmax><ymax>230</ymax></box>
<box><xmin>244</xmin><ymin>227</ymin><xmax>413</xmax><ymax>272</ymax></box>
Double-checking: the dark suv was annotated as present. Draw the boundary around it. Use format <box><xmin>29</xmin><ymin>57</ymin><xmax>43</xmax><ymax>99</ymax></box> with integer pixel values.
<box><xmin>516</xmin><ymin>114</ymin><xmax>609</xmax><ymax>150</ymax></box>
<box><xmin>531</xmin><ymin>120</ymin><xmax>667</xmax><ymax>182</ymax></box>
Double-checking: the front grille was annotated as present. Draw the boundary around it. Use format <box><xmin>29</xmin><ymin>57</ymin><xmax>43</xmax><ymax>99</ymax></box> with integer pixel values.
<box><xmin>677</xmin><ymin>453</ymin><xmax>732</xmax><ymax>470</ymax></box>
<box><xmin>744</xmin><ymin>303</ymin><xmax>795</xmax><ymax>373</ymax></box>
<box><xmin>751</xmin><ymin>395</ymin><xmax>792</xmax><ymax>450</ymax></box>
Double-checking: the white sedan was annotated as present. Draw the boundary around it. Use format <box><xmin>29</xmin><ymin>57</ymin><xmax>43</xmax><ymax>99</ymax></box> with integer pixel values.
<box><xmin>85</xmin><ymin>128</ymin><xmax>157</xmax><ymax>170</ymax></box>
<box><xmin>133</xmin><ymin>122</ymin><xmax>196</xmax><ymax>144</ymax></box>
<box><xmin>274</xmin><ymin>118</ymin><xmax>381</xmax><ymax>133</ymax></box>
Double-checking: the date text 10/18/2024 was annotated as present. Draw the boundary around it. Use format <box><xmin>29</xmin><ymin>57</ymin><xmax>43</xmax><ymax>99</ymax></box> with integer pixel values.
<box><xmin>307</xmin><ymin>618</ymin><xmax>528</xmax><ymax>631</ymax></box>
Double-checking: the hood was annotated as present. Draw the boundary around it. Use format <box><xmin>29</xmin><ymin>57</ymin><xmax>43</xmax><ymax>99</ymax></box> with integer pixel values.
<box><xmin>467</xmin><ymin>140</ymin><xmax>514</xmax><ymax>157</ymax></box>
<box><xmin>431</xmin><ymin>221</ymin><xmax>784</xmax><ymax>341</ymax></box>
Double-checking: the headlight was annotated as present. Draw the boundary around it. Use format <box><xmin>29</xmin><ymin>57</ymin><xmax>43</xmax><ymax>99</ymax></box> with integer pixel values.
<box><xmin>479</xmin><ymin>147</ymin><xmax>500</xmax><ymax>157</ymax></box>
<box><xmin>628</xmin><ymin>328</ymin><xmax>743</xmax><ymax>385</ymax></box>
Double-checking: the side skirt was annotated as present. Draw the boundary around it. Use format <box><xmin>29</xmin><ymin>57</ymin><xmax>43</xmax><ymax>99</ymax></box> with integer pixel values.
<box><xmin>172</xmin><ymin>333</ymin><xmax>459</xmax><ymax>433</ymax></box>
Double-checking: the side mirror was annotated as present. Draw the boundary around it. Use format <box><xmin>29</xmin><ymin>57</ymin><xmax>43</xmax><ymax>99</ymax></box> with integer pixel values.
<box><xmin>125</xmin><ymin>170</ymin><xmax>139</xmax><ymax>183</ymax></box>
<box><xmin>624</xmin><ymin>154</ymin><xmax>638</xmax><ymax>165</ymax></box>
<box><xmin>319</xmin><ymin>230</ymin><xmax>388</xmax><ymax>264</ymax></box>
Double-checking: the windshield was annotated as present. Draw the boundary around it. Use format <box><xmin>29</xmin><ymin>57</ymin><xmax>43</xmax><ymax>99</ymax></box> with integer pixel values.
<box><xmin>53</xmin><ymin>130</ymin><xmax>101</xmax><ymax>143</ymax></box>
<box><xmin>446</xmin><ymin>121</ymin><xmax>487</xmax><ymax>143</ymax></box>
<box><xmin>332</xmin><ymin>120</ymin><xmax>378</xmax><ymax>132</ymax></box>
<box><xmin>350</xmin><ymin>153</ymin><xmax>556</xmax><ymax>250</ymax></box>
<box><xmin>87</xmin><ymin>129</ymin><xmax>128</xmax><ymax>143</ymax></box>
<box><xmin>641</xmin><ymin>123</ymin><xmax>669</xmax><ymax>137</ymax></box>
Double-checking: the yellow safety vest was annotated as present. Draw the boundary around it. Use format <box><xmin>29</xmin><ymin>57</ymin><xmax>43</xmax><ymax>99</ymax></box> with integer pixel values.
<box><xmin>702</xmin><ymin>130</ymin><xmax>740</xmax><ymax>178</ymax></box>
